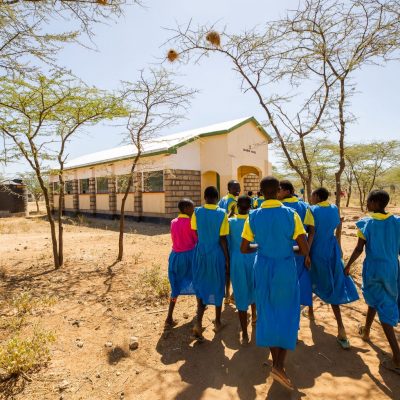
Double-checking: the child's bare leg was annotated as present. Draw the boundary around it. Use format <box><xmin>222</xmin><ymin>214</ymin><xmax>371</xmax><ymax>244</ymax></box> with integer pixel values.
<box><xmin>224</xmin><ymin>278</ymin><xmax>231</xmax><ymax>305</ymax></box>
<box><xmin>215</xmin><ymin>305</ymin><xmax>222</xmax><ymax>330</ymax></box>
<box><xmin>270</xmin><ymin>347</ymin><xmax>279</xmax><ymax>367</ymax></box>
<box><xmin>275</xmin><ymin>348</ymin><xmax>288</xmax><ymax>373</ymax></box>
<box><xmin>381</xmin><ymin>322</ymin><xmax>400</xmax><ymax>366</ymax></box>
<box><xmin>194</xmin><ymin>298</ymin><xmax>206</xmax><ymax>337</ymax></box>
<box><xmin>238</xmin><ymin>311</ymin><xmax>249</xmax><ymax>343</ymax></box>
<box><xmin>165</xmin><ymin>297</ymin><xmax>177</xmax><ymax>326</ymax></box>
<box><xmin>361</xmin><ymin>306</ymin><xmax>376</xmax><ymax>340</ymax></box>
<box><xmin>308</xmin><ymin>305</ymin><xmax>315</xmax><ymax>319</ymax></box>
<box><xmin>331</xmin><ymin>304</ymin><xmax>346</xmax><ymax>337</ymax></box>
<box><xmin>251</xmin><ymin>303</ymin><xmax>257</xmax><ymax>324</ymax></box>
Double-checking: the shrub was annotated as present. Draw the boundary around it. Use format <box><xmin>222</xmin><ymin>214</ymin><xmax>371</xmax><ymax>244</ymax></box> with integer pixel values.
<box><xmin>0</xmin><ymin>330</ymin><xmax>56</xmax><ymax>376</ymax></box>
<box><xmin>140</xmin><ymin>264</ymin><xmax>170</xmax><ymax>301</ymax></box>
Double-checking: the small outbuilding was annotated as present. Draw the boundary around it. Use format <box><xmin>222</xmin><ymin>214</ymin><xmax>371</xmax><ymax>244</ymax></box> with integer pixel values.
<box><xmin>0</xmin><ymin>179</ymin><xmax>28</xmax><ymax>217</ymax></box>
<box><xmin>49</xmin><ymin>116</ymin><xmax>272</xmax><ymax>221</ymax></box>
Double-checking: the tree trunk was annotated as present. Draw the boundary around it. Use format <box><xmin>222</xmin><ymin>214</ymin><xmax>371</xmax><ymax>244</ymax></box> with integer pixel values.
<box><xmin>346</xmin><ymin>183</ymin><xmax>352</xmax><ymax>207</ymax></box>
<box><xmin>305</xmin><ymin>179</ymin><xmax>312</xmax><ymax>203</ymax></box>
<box><xmin>39</xmin><ymin>181</ymin><xmax>59</xmax><ymax>269</ymax></box>
<box><xmin>335</xmin><ymin>78</ymin><xmax>346</xmax><ymax>212</ymax></box>
<box><xmin>58</xmin><ymin>175</ymin><xmax>64</xmax><ymax>268</ymax></box>
<box><xmin>117</xmin><ymin>154</ymin><xmax>140</xmax><ymax>261</ymax></box>
<box><xmin>35</xmin><ymin>199</ymin><xmax>40</xmax><ymax>213</ymax></box>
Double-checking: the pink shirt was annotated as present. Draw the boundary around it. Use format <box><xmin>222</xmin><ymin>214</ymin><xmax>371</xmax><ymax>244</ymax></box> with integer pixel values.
<box><xmin>171</xmin><ymin>214</ymin><xmax>198</xmax><ymax>252</ymax></box>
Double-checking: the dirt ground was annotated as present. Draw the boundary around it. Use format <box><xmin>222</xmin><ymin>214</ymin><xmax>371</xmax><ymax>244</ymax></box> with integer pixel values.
<box><xmin>0</xmin><ymin>205</ymin><xmax>399</xmax><ymax>400</ymax></box>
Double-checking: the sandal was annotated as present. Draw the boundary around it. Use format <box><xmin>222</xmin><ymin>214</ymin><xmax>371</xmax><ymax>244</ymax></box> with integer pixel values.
<box><xmin>271</xmin><ymin>368</ymin><xmax>295</xmax><ymax>391</ymax></box>
<box><xmin>358</xmin><ymin>324</ymin><xmax>370</xmax><ymax>342</ymax></box>
<box><xmin>337</xmin><ymin>336</ymin><xmax>351</xmax><ymax>350</ymax></box>
<box><xmin>191</xmin><ymin>324</ymin><xmax>205</xmax><ymax>343</ymax></box>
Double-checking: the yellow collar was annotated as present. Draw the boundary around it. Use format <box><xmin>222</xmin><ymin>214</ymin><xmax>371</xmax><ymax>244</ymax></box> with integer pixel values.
<box><xmin>258</xmin><ymin>196</ymin><xmax>265</xmax><ymax>200</ymax></box>
<box><xmin>370</xmin><ymin>212</ymin><xmax>392</xmax><ymax>220</ymax></box>
<box><xmin>204</xmin><ymin>204</ymin><xmax>218</xmax><ymax>210</ymax></box>
<box><xmin>236</xmin><ymin>214</ymin><xmax>248</xmax><ymax>219</ymax></box>
<box><xmin>317</xmin><ymin>201</ymin><xmax>330</xmax><ymax>207</ymax></box>
<box><xmin>283</xmin><ymin>197</ymin><xmax>299</xmax><ymax>203</ymax></box>
<box><xmin>226</xmin><ymin>193</ymin><xmax>237</xmax><ymax>200</ymax></box>
<box><xmin>261</xmin><ymin>199</ymin><xmax>283</xmax><ymax>208</ymax></box>
<box><xmin>178</xmin><ymin>214</ymin><xmax>190</xmax><ymax>219</ymax></box>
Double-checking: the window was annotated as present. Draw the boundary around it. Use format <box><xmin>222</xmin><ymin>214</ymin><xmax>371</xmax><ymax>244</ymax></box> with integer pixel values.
<box><xmin>53</xmin><ymin>182</ymin><xmax>60</xmax><ymax>194</ymax></box>
<box><xmin>80</xmin><ymin>179</ymin><xmax>89</xmax><ymax>194</ymax></box>
<box><xmin>96</xmin><ymin>177</ymin><xmax>108</xmax><ymax>194</ymax></box>
<box><xmin>117</xmin><ymin>175</ymin><xmax>134</xmax><ymax>193</ymax></box>
<box><xmin>144</xmin><ymin>171</ymin><xmax>164</xmax><ymax>192</ymax></box>
<box><xmin>65</xmin><ymin>181</ymin><xmax>73</xmax><ymax>195</ymax></box>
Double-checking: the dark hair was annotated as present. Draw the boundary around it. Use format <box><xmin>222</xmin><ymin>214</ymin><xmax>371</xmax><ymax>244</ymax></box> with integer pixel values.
<box><xmin>204</xmin><ymin>186</ymin><xmax>219</xmax><ymax>201</ymax></box>
<box><xmin>257</xmin><ymin>191</ymin><xmax>261</xmax><ymax>197</ymax></box>
<box><xmin>228</xmin><ymin>180</ymin><xmax>240</xmax><ymax>190</ymax></box>
<box><xmin>313</xmin><ymin>187</ymin><xmax>330</xmax><ymax>202</ymax></box>
<box><xmin>178</xmin><ymin>198</ymin><xmax>194</xmax><ymax>213</ymax></box>
<box><xmin>247</xmin><ymin>191</ymin><xmax>253</xmax><ymax>197</ymax></box>
<box><xmin>280</xmin><ymin>180</ymin><xmax>295</xmax><ymax>195</ymax></box>
<box><xmin>367</xmin><ymin>189</ymin><xmax>390</xmax><ymax>209</ymax></box>
<box><xmin>237</xmin><ymin>195</ymin><xmax>252</xmax><ymax>211</ymax></box>
<box><xmin>260</xmin><ymin>176</ymin><xmax>280</xmax><ymax>197</ymax></box>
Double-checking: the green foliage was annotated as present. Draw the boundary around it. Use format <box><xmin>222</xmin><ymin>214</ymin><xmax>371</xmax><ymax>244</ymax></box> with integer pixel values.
<box><xmin>139</xmin><ymin>264</ymin><xmax>170</xmax><ymax>301</ymax></box>
<box><xmin>0</xmin><ymin>330</ymin><xmax>56</xmax><ymax>376</ymax></box>
<box><xmin>345</xmin><ymin>141</ymin><xmax>400</xmax><ymax>210</ymax></box>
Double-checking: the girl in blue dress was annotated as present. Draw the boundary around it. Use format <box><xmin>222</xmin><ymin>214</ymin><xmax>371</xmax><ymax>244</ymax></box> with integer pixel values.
<box><xmin>345</xmin><ymin>190</ymin><xmax>400</xmax><ymax>375</ymax></box>
<box><xmin>228</xmin><ymin>195</ymin><xmax>256</xmax><ymax>345</ymax></box>
<box><xmin>278</xmin><ymin>180</ymin><xmax>314</xmax><ymax>308</ymax></box>
<box><xmin>304</xmin><ymin>187</ymin><xmax>359</xmax><ymax>349</ymax></box>
<box><xmin>191</xmin><ymin>186</ymin><xmax>230</xmax><ymax>341</ymax></box>
<box><xmin>218</xmin><ymin>179</ymin><xmax>240</xmax><ymax>304</ymax></box>
<box><xmin>241</xmin><ymin>176</ymin><xmax>310</xmax><ymax>391</ymax></box>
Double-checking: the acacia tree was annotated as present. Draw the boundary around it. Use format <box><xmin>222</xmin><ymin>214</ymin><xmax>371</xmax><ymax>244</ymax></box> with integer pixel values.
<box><xmin>166</xmin><ymin>18</ymin><xmax>337</xmax><ymax>200</ymax></box>
<box><xmin>167</xmin><ymin>0</ymin><xmax>400</xmax><ymax>205</ymax></box>
<box><xmin>117</xmin><ymin>68</ymin><xmax>196</xmax><ymax>261</ymax></box>
<box><xmin>0</xmin><ymin>72</ymin><xmax>125</xmax><ymax>268</ymax></box>
<box><xmin>284</xmin><ymin>0</ymin><xmax>400</xmax><ymax>207</ymax></box>
<box><xmin>345</xmin><ymin>140</ymin><xmax>400</xmax><ymax>211</ymax></box>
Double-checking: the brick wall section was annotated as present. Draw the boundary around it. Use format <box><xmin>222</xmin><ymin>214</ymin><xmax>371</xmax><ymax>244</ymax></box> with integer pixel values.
<box><xmin>164</xmin><ymin>169</ymin><xmax>201</xmax><ymax>218</ymax></box>
<box><xmin>108</xmin><ymin>177</ymin><xmax>117</xmax><ymax>214</ymax></box>
<box><xmin>243</xmin><ymin>173</ymin><xmax>260</xmax><ymax>194</ymax></box>
<box><xmin>72</xmin><ymin>179</ymin><xmax>79</xmax><ymax>212</ymax></box>
<box><xmin>89</xmin><ymin>177</ymin><xmax>96</xmax><ymax>214</ymax></box>
<box><xmin>133</xmin><ymin>172</ymin><xmax>143</xmax><ymax>215</ymax></box>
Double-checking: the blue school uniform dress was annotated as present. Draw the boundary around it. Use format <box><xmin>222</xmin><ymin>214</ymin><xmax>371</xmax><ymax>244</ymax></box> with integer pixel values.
<box><xmin>242</xmin><ymin>199</ymin><xmax>305</xmax><ymax>350</ymax></box>
<box><xmin>282</xmin><ymin>197</ymin><xmax>313</xmax><ymax>306</ymax></box>
<box><xmin>356</xmin><ymin>213</ymin><xmax>400</xmax><ymax>326</ymax></box>
<box><xmin>228</xmin><ymin>215</ymin><xmax>256</xmax><ymax>312</ymax></box>
<box><xmin>168</xmin><ymin>214</ymin><xmax>198</xmax><ymax>298</ymax></box>
<box><xmin>305</xmin><ymin>201</ymin><xmax>359</xmax><ymax>305</ymax></box>
<box><xmin>191</xmin><ymin>205</ymin><xmax>229</xmax><ymax>306</ymax></box>
<box><xmin>218</xmin><ymin>193</ymin><xmax>237</xmax><ymax>215</ymax></box>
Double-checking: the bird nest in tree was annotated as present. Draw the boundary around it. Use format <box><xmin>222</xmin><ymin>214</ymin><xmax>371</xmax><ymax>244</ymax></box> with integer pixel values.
<box><xmin>206</xmin><ymin>31</ymin><xmax>221</xmax><ymax>47</ymax></box>
<box><xmin>167</xmin><ymin>49</ymin><xmax>179</xmax><ymax>62</ymax></box>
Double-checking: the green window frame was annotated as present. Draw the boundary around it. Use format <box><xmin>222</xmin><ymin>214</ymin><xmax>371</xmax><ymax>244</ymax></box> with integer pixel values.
<box><xmin>96</xmin><ymin>177</ymin><xmax>108</xmax><ymax>194</ymax></box>
<box><xmin>143</xmin><ymin>171</ymin><xmax>164</xmax><ymax>193</ymax></box>
<box><xmin>65</xmin><ymin>181</ymin><xmax>73</xmax><ymax>195</ymax></box>
<box><xmin>117</xmin><ymin>175</ymin><xmax>134</xmax><ymax>193</ymax></box>
<box><xmin>80</xmin><ymin>179</ymin><xmax>89</xmax><ymax>194</ymax></box>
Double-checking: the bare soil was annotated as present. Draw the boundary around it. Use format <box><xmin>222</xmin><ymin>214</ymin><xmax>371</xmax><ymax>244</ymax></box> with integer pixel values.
<box><xmin>0</xmin><ymin>206</ymin><xmax>399</xmax><ymax>400</ymax></box>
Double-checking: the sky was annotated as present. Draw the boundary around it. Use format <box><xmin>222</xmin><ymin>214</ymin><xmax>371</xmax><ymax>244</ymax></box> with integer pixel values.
<box><xmin>3</xmin><ymin>0</ymin><xmax>400</xmax><ymax>176</ymax></box>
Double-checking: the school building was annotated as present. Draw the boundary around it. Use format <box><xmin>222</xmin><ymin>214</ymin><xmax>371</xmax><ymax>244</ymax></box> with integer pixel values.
<box><xmin>49</xmin><ymin>116</ymin><xmax>272</xmax><ymax>221</ymax></box>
